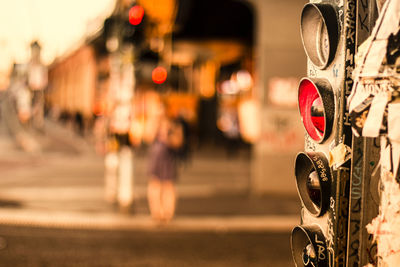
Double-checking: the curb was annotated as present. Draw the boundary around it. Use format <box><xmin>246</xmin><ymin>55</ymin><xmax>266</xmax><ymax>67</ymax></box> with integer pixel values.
<box><xmin>0</xmin><ymin>209</ymin><xmax>299</xmax><ymax>232</ymax></box>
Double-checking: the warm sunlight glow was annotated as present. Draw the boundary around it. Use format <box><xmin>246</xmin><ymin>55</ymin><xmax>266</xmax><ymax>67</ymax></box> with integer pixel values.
<box><xmin>0</xmin><ymin>0</ymin><xmax>116</xmax><ymax>73</ymax></box>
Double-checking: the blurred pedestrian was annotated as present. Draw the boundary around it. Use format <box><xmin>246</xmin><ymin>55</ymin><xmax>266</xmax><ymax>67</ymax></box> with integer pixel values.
<box><xmin>27</xmin><ymin>41</ymin><xmax>48</xmax><ymax>131</ymax></box>
<box><xmin>147</xmin><ymin>109</ymin><xmax>184</xmax><ymax>223</ymax></box>
<box><xmin>2</xmin><ymin>64</ymin><xmax>40</xmax><ymax>153</ymax></box>
<box><xmin>9</xmin><ymin>64</ymin><xmax>32</xmax><ymax>124</ymax></box>
<box><xmin>217</xmin><ymin>104</ymin><xmax>240</xmax><ymax>157</ymax></box>
<box><xmin>104</xmin><ymin>49</ymin><xmax>135</xmax><ymax>212</ymax></box>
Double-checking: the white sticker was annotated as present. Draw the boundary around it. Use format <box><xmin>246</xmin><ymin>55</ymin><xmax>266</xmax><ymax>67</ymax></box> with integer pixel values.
<box><xmin>362</xmin><ymin>92</ymin><xmax>389</xmax><ymax>137</ymax></box>
<box><xmin>362</xmin><ymin>40</ymin><xmax>388</xmax><ymax>77</ymax></box>
<box><xmin>381</xmin><ymin>140</ymin><xmax>392</xmax><ymax>172</ymax></box>
<box><xmin>392</xmin><ymin>142</ymin><xmax>400</xmax><ymax>179</ymax></box>
<box><xmin>388</xmin><ymin>103</ymin><xmax>400</xmax><ymax>141</ymax></box>
<box><xmin>376</xmin><ymin>0</ymin><xmax>400</xmax><ymax>40</ymax></box>
<box><xmin>329</xmin><ymin>143</ymin><xmax>351</xmax><ymax>168</ymax></box>
<box><xmin>348</xmin><ymin>0</ymin><xmax>400</xmax><ymax>113</ymax></box>
<box><xmin>349</xmin><ymin>82</ymin><xmax>371</xmax><ymax>113</ymax></box>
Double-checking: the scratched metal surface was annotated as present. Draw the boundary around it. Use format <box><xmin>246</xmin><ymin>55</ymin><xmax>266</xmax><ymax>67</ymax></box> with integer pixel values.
<box><xmin>346</xmin><ymin>1</ymin><xmax>380</xmax><ymax>266</ymax></box>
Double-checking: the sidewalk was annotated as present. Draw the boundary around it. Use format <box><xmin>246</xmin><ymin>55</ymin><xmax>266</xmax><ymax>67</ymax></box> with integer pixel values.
<box><xmin>0</xmin><ymin>123</ymin><xmax>300</xmax><ymax>232</ymax></box>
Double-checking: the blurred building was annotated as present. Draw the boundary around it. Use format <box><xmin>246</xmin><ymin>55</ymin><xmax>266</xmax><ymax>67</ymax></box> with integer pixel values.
<box><xmin>46</xmin><ymin>0</ymin><xmax>307</xmax><ymax>195</ymax></box>
<box><xmin>249</xmin><ymin>0</ymin><xmax>307</xmax><ymax>195</ymax></box>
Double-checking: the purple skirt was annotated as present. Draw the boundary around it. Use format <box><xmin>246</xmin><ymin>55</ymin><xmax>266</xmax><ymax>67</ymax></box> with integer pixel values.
<box><xmin>148</xmin><ymin>142</ymin><xmax>178</xmax><ymax>181</ymax></box>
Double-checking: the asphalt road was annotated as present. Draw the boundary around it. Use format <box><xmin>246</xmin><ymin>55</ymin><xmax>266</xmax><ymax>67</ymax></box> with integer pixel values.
<box><xmin>0</xmin><ymin>125</ymin><xmax>298</xmax><ymax>267</ymax></box>
<box><xmin>0</xmin><ymin>225</ymin><xmax>293</xmax><ymax>267</ymax></box>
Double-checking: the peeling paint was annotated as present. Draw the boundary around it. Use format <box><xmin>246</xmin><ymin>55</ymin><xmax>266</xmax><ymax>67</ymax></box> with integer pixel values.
<box><xmin>367</xmin><ymin>170</ymin><xmax>400</xmax><ymax>266</ymax></box>
<box><xmin>347</xmin><ymin>0</ymin><xmax>400</xmax><ymax>266</ymax></box>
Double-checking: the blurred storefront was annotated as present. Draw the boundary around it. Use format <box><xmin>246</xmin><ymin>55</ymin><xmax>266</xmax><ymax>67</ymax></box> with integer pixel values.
<box><xmin>47</xmin><ymin>45</ymin><xmax>96</xmax><ymax>125</ymax></box>
<box><xmin>249</xmin><ymin>0</ymin><xmax>307</xmax><ymax>195</ymax></box>
<box><xmin>46</xmin><ymin>0</ymin><xmax>307</xmax><ymax>195</ymax></box>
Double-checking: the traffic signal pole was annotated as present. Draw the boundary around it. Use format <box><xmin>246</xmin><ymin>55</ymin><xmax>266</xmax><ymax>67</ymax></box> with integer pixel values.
<box><xmin>103</xmin><ymin>0</ymin><xmax>140</xmax><ymax>211</ymax></box>
<box><xmin>347</xmin><ymin>136</ymin><xmax>380</xmax><ymax>266</ymax></box>
<box><xmin>347</xmin><ymin>1</ymin><xmax>380</xmax><ymax>266</ymax></box>
<box><xmin>337</xmin><ymin>0</ymin><xmax>357</xmax><ymax>265</ymax></box>
<box><xmin>347</xmin><ymin>0</ymin><xmax>400</xmax><ymax>266</ymax></box>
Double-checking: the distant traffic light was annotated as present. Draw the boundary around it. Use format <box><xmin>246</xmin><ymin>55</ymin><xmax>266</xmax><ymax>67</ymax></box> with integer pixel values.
<box><xmin>152</xmin><ymin>66</ymin><xmax>167</xmax><ymax>84</ymax></box>
<box><xmin>129</xmin><ymin>5</ymin><xmax>144</xmax><ymax>26</ymax></box>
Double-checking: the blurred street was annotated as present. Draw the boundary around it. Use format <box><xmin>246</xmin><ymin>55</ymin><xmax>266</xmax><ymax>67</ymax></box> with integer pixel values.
<box><xmin>0</xmin><ymin>120</ymin><xmax>299</xmax><ymax>266</ymax></box>
<box><xmin>0</xmin><ymin>0</ymin><xmax>397</xmax><ymax>265</ymax></box>
<box><xmin>0</xmin><ymin>226</ymin><xmax>291</xmax><ymax>267</ymax></box>
<box><xmin>0</xmin><ymin>0</ymin><xmax>308</xmax><ymax>265</ymax></box>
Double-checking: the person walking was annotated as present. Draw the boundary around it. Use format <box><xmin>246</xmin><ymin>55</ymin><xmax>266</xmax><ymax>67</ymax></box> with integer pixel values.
<box><xmin>147</xmin><ymin>111</ymin><xmax>184</xmax><ymax>223</ymax></box>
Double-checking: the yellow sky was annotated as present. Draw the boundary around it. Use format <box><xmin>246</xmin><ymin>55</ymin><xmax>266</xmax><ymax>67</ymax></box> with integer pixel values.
<box><xmin>0</xmin><ymin>0</ymin><xmax>116</xmax><ymax>73</ymax></box>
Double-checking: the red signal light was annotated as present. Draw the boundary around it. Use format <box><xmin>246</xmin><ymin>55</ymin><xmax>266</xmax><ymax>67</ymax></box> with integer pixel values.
<box><xmin>298</xmin><ymin>78</ymin><xmax>334</xmax><ymax>143</ymax></box>
<box><xmin>152</xmin><ymin>66</ymin><xmax>167</xmax><ymax>84</ymax></box>
<box><xmin>129</xmin><ymin>5</ymin><xmax>144</xmax><ymax>26</ymax></box>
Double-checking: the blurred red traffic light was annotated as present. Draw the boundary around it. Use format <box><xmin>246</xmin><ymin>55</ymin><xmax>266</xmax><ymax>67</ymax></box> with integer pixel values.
<box><xmin>129</xmin><ymin>5</ymin><xmax>144</xmax><ymax>26</ymax></box>
<box><xmin>152</xmin><ymin>66</ymin><xmax>167</xmax><ymax>84</ymax></box>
